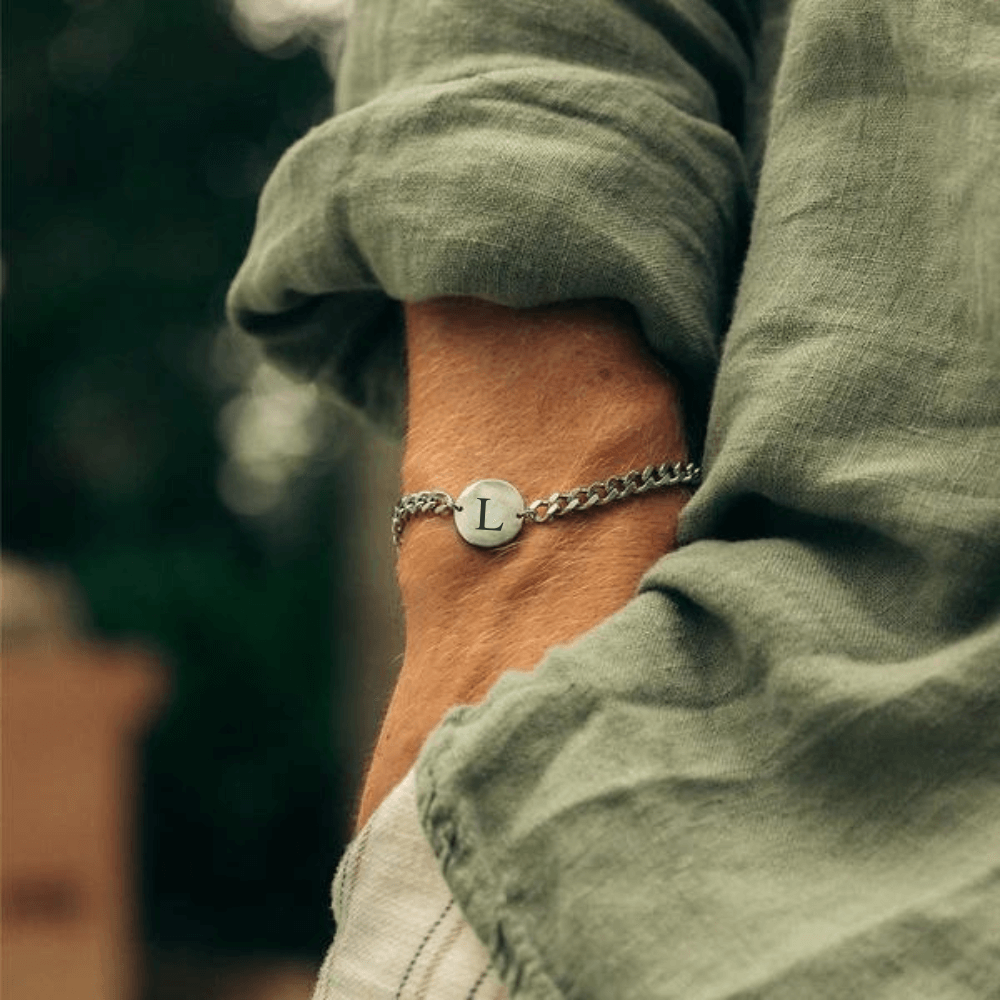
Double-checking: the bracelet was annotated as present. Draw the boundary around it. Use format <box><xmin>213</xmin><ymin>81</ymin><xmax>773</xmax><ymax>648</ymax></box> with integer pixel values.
<box><xmin>392</xmin><ymin>460</ymin><xmax>701</xmax><ymax>549</ymax></box>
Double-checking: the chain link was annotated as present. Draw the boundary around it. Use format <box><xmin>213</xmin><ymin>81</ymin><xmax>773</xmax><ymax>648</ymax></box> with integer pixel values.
<box><xmin>391</xmin><ymin>491</ymin><xmax>461</xmax><ymax>548</ymax></box>
<box><xmin>521</xmin><ymin>461</ymin><xmax>701</xmax><ymax>523</ymax></box>
<box><xmin>392</xmin><ymin>461</ymin><xmax>701</xmax><ymax>548</ymax></box>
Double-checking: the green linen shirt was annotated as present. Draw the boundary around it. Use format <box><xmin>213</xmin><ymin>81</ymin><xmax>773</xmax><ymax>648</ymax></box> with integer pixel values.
<box><xmin>228</xmin><ymin>0</ymin><xmax>1000</xmax><ymax>996</ymax></box>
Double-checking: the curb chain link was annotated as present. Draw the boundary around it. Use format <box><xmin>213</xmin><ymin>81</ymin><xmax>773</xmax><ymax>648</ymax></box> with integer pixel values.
<box><xmin>391</xmin><ymin>491</ymin><xmax>460</xmax><ymax>548</ymax></box>
<box><xmin>522</xmin><ymin>461</ymin><xmax>701</xmax><ymax>523</ymax></box>
<box><xmin>392</xmin><ymin>461</ymin><xmax>701</xmax><ymax>548</ymax></box>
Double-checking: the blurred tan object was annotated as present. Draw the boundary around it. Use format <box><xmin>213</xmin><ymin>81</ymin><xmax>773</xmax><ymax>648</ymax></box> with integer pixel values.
<box><xmin>1</xmin><ymin>554</ymin><xmax>90</xmax><ymax>653</ymax></box>
<box><xmin>2</xmin><ymin>556</ymin><xmax>167</xmax><ymax>1000</ymax></box>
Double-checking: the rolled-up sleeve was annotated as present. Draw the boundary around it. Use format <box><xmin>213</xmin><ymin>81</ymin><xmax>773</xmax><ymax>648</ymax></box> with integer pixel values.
<box><xmin>226</xmin><ymin>0</ymin><xmax>760</xmax><ymax>434</ymax></box>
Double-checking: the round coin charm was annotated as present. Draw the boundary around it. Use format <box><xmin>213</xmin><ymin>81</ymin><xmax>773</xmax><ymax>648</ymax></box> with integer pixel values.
<box><xmin>454</xmin><ymin>479</ymin><xmax>525</xmax><ymax>548</ymax></box>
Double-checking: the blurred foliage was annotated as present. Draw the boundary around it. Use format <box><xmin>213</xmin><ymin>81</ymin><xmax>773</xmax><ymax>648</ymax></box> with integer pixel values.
<box><xmin>3</xmin><ymin>0</ymin><xmax>348</xmax><ymax>954</ymax></box>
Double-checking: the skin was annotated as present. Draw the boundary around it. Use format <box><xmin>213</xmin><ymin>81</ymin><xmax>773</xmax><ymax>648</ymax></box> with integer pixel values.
<box><xmin>355</xmin><ymin>296</ymin><xmax>691</xmax><ymax>828</ymax></box>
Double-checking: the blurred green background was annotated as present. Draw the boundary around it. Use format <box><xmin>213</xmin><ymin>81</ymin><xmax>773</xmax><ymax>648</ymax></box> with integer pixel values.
<box><xmin>4</xmin><ymin>0</ymin><xmax>356</xmax><ymax>961</ymax></box>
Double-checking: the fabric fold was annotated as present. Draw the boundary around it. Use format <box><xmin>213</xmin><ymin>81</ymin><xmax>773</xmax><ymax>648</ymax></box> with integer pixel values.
<box><xmin>227</xmin><ymin>0</ymin><xmax>760</xmax><ymax>437</ymax></box>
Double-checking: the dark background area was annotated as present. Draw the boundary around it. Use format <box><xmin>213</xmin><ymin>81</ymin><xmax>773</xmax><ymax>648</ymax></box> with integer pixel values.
<box><xmin>3</xmin><ymin>0</ymin><xmax>353</xmax><ymax>959</ymax></box>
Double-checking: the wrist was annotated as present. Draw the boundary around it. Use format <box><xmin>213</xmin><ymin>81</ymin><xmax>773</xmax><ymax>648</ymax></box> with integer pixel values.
<box><xmin>355</xmin><ymin>296</ymin><xmax>691</xmax><ymax>829</ymax></box>
<box><xmin>399</xmin><ymin>295</ymin><xmax>690</xmax><ymax>602</ymax></box>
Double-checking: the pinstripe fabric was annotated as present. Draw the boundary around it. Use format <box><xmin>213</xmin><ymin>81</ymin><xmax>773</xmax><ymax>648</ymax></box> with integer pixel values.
<box><xmin>313</xmin><ymin>770</ymin><xmax>507</xmax><ymax>1000</ymax></box>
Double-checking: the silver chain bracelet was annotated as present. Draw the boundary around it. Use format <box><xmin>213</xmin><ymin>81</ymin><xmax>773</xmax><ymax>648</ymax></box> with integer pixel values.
<box><xmin>392</xmin><ymin>460</ymin><xmax>701</xmax><ymax>549</ymax></box>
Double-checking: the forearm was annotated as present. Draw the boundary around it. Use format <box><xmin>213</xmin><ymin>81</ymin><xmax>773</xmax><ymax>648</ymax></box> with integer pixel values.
<box><xmin>356</xmin><ymin>297</ymin><xmax>691</xmax><ymax>827</ymax></box>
